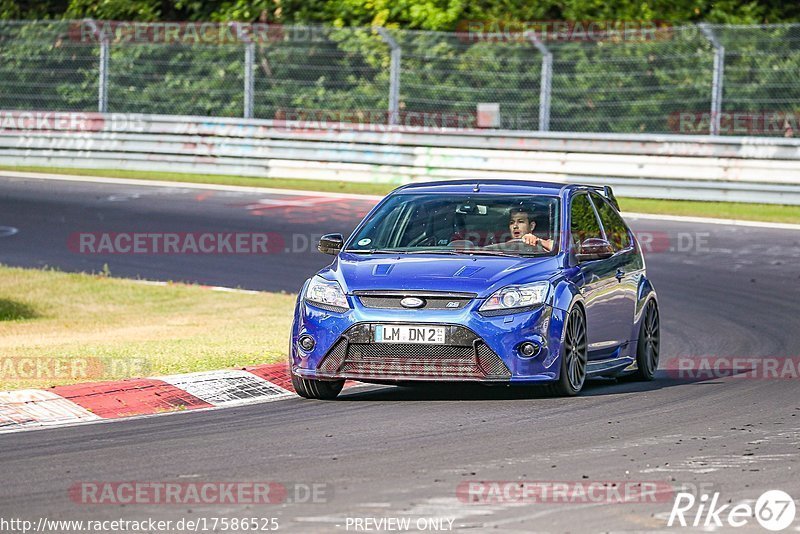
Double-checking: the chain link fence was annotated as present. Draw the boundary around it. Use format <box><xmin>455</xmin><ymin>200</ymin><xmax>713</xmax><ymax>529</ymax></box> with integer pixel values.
<box><xmin>1</xmin><ymin>21</ymin><xmax>799</xmax><ymax>135</ymax></box>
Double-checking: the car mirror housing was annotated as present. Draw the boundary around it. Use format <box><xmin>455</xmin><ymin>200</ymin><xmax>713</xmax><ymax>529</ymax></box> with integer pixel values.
<box><xmin>318</xmin><ymin>233</ymin><xmax>344</xmax><ymax>255</ymax></box>
<box><xmin>576</xmin><ymin>238</ymin><xmax>614</xmax><ymax>262</ymax></box>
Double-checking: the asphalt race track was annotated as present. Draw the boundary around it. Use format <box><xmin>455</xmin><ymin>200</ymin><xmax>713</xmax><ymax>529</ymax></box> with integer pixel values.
<box><xmin>1</xmin><ymin>175</ymin><xmax>800</xmax><ymax>532</ymax></box>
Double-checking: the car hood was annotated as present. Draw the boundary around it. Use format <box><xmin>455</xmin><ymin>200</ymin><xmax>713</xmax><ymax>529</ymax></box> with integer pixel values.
<box><xmin>323</xmin><ymin>252</ymin><xmax>562</xmax><ymax>297</ymax></box>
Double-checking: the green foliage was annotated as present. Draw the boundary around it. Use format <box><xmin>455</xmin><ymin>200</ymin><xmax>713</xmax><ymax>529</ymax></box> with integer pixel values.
<box><xmin>2</xmin><ymin>21</ymin><xmax>799</xmax><ymax>134</ymax></box>
<box><xmin>2</xmin><ymin>0</ymin><xmax>800</xmax><ymax>26</ymax></box>
<box><xmin>1</xmin><ymin>1</ymin><xmax>800</xmax><ymax>135</ymax></box>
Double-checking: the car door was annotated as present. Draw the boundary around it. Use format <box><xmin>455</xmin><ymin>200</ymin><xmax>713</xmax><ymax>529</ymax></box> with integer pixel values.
<box><xmin>569</xmin><ymin>193</ymin><xmax>630</xmax><ymax>359</ymax></box>
<box><xmin>590</xmin><ymin>192</ymin><xmax>640</xmax><ymax>346</ymax></box>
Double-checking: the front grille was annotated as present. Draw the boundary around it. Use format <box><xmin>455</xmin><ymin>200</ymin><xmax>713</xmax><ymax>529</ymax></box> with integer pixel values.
<box><xmin>354</xmin><ymin>291</ymin><xmax>475</xmax><ymax>310</ymax></box>
<box><xmin>316</xmin><ymin>324</ymin><xmax>511</xmax><ymax>380</ymax></box>
<box><xmin>354</xmin><ymin>344</ymin><xmax>475</xmax><ymax>360</ymax></box>
<box><xmin>318</xmin><ymin>338</ymin><xmax>348</xmax><ymax>374</ymax></box>
<box><xmin>476</xmin><ymin>343</ymin><xmax>512</xmax><ymax>376</ymax></box>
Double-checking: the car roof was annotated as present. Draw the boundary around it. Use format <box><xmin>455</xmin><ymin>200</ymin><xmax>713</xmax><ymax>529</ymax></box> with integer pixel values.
<box><xmin>391</xmin><ymin>179</ymin><xmax>595</xmax><ymax>196</ymax></box>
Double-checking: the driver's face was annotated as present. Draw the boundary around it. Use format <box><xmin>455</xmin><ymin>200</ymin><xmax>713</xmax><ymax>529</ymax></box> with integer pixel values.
<box><xmin>509</xmin><ymin>212</ymin><xmax>532</xmax><ymax>239</ymax></box>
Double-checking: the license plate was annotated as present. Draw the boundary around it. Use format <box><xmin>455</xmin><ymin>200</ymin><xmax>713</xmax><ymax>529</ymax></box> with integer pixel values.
<box><xmin>374</xmin><ymin>325</ymin><xmax>446</xmax><ymax>344</ymax></box>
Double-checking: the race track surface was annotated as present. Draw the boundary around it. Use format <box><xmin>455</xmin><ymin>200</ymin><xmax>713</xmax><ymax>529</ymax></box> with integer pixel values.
<box><xmin>1</xmin><ymin>175</ymin><xmax>799</xmax><ymax>532</ymax></box>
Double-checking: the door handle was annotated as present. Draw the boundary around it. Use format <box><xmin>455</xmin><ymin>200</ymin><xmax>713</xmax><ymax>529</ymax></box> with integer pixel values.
<box><xmin>615</xmin><ymin>269</ymin><xmax>625</xmax><ymax>282</ymax></box>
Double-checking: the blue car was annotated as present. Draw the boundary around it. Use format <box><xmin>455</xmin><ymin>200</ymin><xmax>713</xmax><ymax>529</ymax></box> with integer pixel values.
<box><xmin>290</xmin><ymin>180</ymin><xmax>660</xmax><ymax>399</ymax></box>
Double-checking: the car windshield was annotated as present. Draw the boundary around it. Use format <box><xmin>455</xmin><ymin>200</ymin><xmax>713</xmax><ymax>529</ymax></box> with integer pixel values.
<box><xmin>347</xmin><ymin>193</ymin><xmax>560</xmax><ymax>257</ymax></box>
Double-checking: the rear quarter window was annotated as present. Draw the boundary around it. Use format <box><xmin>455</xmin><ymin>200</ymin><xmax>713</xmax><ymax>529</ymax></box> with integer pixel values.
<box><xmin>570</xmin><ymin>194</ymin><xmax>603</xmax><ymax>248</ymax></box>
<box><xmin>591</xmin><ymin>193</ymin><xmax>632</xmax><ymax>251</ymax></box>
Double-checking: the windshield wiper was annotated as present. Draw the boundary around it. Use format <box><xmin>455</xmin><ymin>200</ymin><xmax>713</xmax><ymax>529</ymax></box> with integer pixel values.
<box><xmin>393</xmin><ymin>249</ymin><xmax>461</xmax><ymax>255</ymax></box>
<box><xmin>347</xmin><ymin>248</ymin><xmax>535</xmax><ymax>257</ymax></box>
<box><xmin>346</xmin><ymin>249</ymin><xmax>460</xmax><ymax>255</ymax></box>
<box><xmin>346</xmin><ymin>249</ymin><xmax>399</xmax><ymax>254</ymax></box>
<box><xmin>461</xmin><ymin>249</ymin><xmax>520</xmax><ymax>257</ymax></box>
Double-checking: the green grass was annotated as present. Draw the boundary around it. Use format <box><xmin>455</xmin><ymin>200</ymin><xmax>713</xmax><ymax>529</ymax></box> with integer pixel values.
<box><xmin>0</xmin><ymin>265</ymin><xmax>296</xmax><ymax>390</ymax></box>
<box><xmin>2</xmin><ymin>165</ymin><xmax>800</xmax><ymax>224</ymax></box>
<box><xmin>617</xmin><ymin>198</ymin><xmax>800</xmax><ymax>224</ymax></box>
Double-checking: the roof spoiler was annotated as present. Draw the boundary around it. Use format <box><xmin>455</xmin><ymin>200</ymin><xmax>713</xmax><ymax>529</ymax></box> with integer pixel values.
<box><xmin>583</xmin><ymin>185</ymin><xmax>621</xmax><ymax>211</ymax></box>
<box><xmin>603</xmin><ymin>186</ymin><xmax>621</xmax><ymax>211</ymax></box>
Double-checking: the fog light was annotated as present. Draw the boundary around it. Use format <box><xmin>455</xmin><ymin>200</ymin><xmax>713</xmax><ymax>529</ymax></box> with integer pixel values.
<box><xmin>518</xmin><ymin>342</ymin><xmax>540</xmax><ymax>358</ymax></box>
<box><xmin>298</xmin><ymin>335</ymin><xmax>315</xmax><ymax>352</ymax></box>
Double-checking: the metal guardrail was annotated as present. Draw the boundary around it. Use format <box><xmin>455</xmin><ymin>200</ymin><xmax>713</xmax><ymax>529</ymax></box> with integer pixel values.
<box><xmin>1</xmin><ymin>112</ymin><xmax>799</xmax><ymax>204</ymax></box>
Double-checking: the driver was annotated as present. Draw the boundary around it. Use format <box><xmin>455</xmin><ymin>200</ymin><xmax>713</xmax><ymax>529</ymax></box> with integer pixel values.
<box><xmin>508</xmin><ymin>208</ymin><xmax>554</xmax><ymax>252</ymax></box>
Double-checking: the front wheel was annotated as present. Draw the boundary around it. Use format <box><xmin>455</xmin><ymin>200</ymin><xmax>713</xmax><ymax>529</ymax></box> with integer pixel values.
<box><xmin>549</xmin><ymin>306</ymin><xmax>588</xmax><ymax>397</ymax></box>
<box><xmin>291</xmin><ymin>375</ymin><xmax>344</xmax><ymax>400</ymax></box>
<box><xmin>632</xmin><ymin>300</ymin><xmax>660</xmax><ymax>381</ymax></box>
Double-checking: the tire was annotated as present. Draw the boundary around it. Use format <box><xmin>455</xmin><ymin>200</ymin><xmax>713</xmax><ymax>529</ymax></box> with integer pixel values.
<box><xmin>549</xmin><ymin>306</ymin><xmax>588</xmax><ymax>397</ymax></box>
<box><xmin>291</xmin><ymin>374</ymin><xmax>344</xmax><ymax>400</ymax></box>
<box><xmin>631</xmin><ymin>300</ymin><xmax>660</xmax><ymax>381</ymax></box>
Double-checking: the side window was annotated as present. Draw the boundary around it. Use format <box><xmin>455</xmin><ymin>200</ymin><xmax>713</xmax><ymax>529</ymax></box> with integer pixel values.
<box><xmin>591</xmin><ymin>193</ymin><xmax>632</xmax><ymax>252</ymax></box>
<box><xmin>570</xmin><ymin>194</ymin><xmax>603</xmax><ymax>248</ymax></box>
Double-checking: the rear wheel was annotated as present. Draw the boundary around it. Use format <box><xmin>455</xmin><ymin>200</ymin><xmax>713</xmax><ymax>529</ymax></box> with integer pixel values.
<box><xmin>549</xmin><ymin>306</ymin><xmax>588</xmax><ymax>397</ymax></box>
<box><xmin>291</xmin><ymin>375</ymin><xmax>344</xmax><ymax>400</ymax></box>
<box><xmin>632</xmin><ymin>300</ymin><xmax>660</xmax><ymax>381</ymax></box>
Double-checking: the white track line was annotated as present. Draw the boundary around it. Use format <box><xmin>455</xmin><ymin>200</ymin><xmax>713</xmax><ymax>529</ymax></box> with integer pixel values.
<box><xmin>132</xmin><ymin>279</ymin><xmax>261</xmax><ymax>295</ymax></box>
<box><xmin>624</xmin><ymin>211</ymin><xmax>800</xmax><ymax>230</ymax></box>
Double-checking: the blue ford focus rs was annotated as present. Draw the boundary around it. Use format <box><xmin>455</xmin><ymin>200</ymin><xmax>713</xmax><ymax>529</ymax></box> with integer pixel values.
<box><xmin>290</xmin><ymin>180</ymin><xmax>660</xmax><ymax>399</ymax></box>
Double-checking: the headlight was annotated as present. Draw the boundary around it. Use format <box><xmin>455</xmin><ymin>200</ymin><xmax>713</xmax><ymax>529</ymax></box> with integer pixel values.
<box><xmin>480</xmin><ymin>281</ymin><xmax>550</xmax><ymax>312</ymax></box>
<box><xmin>304</xmin><ymin>276</ymin><xmax>349</xmax><ymax>311</ymax></box>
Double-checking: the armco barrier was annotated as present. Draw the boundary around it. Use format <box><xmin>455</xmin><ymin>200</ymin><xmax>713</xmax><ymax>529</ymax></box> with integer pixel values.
<box><xmin>1</xmin><ymin>112</ymin><xmax>800</xmax><ymax>204</ymax></box>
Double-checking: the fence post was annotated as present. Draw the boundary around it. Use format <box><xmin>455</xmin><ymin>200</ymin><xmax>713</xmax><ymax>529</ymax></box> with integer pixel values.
<box><xmin>232</xmin><ymin>22</ymin><xmax>256</xmax><ymax>119</ymax></box>
<box><xmin>244</xmin><ymin>42</ymin><xmax>255</xmax><ymax>119</ymax></box>
<box><xmin>376</xmin><ymin>28</ymin><xmax>401</xmax><ymax>126</ymax></box>
<box><xmin>98</xmin><ymin>40</ymin><xmax>109</xmax><ymax>113</ymax></box>
<box><xmin>84</xmin><ymin>20</ymin><xmax>109</xmax><ymax>113</ymax></box>
<box><xmin>699</xmin><ymin>23</ymin><xmax>725</xmax><ymax>136</ymax></box>
<box><xmin>527</xmin><ymin>32</ymin><xmax>552</xmax><ymax>132</ymax></box>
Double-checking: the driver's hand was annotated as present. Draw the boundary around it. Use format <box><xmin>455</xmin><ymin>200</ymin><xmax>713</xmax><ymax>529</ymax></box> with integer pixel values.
<box><xmin>522</xmin><ymin>233</ymin><xmax>539</xmax><ymax>246</ymax></box>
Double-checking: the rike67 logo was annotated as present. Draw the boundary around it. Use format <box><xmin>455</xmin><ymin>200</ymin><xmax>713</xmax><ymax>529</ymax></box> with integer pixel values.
<box><xmin>668</xmin><ymin>490</ymin><xmax>796</xmax><ymax>531</ymax></box>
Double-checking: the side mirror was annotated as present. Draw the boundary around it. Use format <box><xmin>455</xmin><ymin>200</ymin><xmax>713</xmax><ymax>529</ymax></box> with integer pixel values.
<box><xmin>318</xmin><ymin>233</ymin><xmax>344</xmax><ymax>255</ymax></box>
<box><xmin>576</xmin><ymin>238</ymin><xmax>614</xmax><ymax>262</ymax></box>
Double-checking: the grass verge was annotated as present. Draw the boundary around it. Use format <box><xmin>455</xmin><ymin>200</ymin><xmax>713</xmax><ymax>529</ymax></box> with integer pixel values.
<box><xmin>0</xmin><ymin>265</ymin><xmax>295</xmax><ymax>390</ymax></box>
<box><xmin>1</xmin><ymin>165</ymin><xmax>800</xmax><ymax>224</ymax></box>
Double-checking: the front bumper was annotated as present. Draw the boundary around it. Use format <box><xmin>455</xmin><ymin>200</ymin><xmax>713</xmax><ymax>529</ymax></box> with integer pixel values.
<box><xmin>303</xmin><ymin>323</ymin><xmax>512</xmax><ymax>382</ymax></box>
<box><xmin>290</xmin><ymin>294</ymin><xmax>567</xmax><ymax>384</ymax></box>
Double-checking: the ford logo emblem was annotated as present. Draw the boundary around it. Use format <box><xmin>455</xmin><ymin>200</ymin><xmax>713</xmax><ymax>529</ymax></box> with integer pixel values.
<box><xmin>400</xmin><ymin>297</ymin><xmax>425</xmax><ymax>309</ymax></box>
